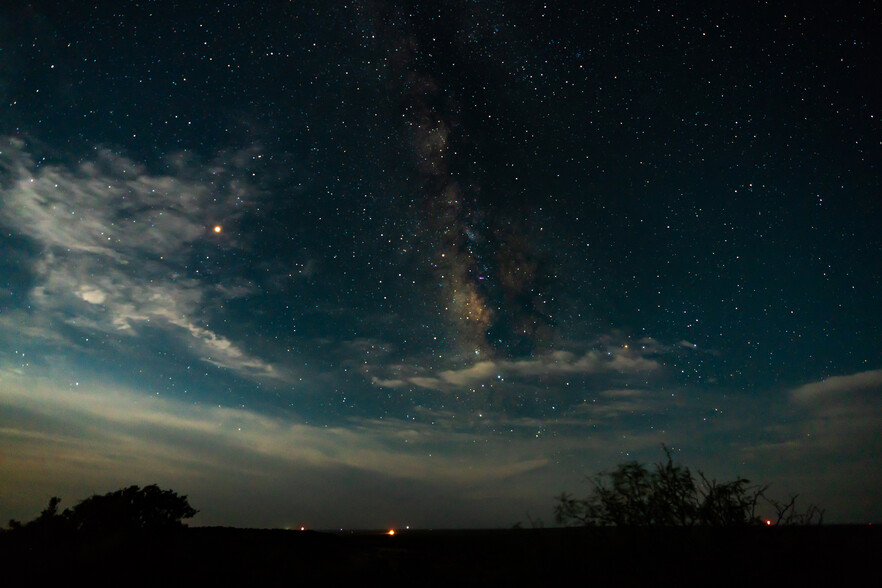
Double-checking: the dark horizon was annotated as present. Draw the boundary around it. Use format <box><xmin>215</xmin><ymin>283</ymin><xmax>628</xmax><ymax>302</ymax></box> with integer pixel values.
<box><xmin>1</xmin><ymin>1</ymin><xmax>880</xmax><ymax>529</ymax></box>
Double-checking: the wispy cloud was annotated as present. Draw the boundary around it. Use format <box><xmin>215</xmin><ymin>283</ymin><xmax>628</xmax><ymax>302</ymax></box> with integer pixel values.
<box><xmin>0</xmin><ymin>137</ymin><xmax>279</xmax><ymax>380</ymax></box>
<box><xmin>733</xmin><ymin>369</ymin><xmax>882</xmax><ymax>470</ymax></box>
<box><xmin>373</xmin><ymin>346</ymin><xmax>661</xmax><ymax>391</ymax></box>
<box><xmin>0</xmin><ymin>367</ymin><xmax>550</xmax><ymax>490</ymax></box>
<box><xmin>790</xmin><ymin>369</ymin><xmax>882</xmax><ymax>405</ymax></box>
<box><xmin>0</xmin><ymin>364</ymin><xmax>672</xmax><ymax>527</ymax></box>
<box><xmin>714</xmin><ymin>369</ymin><xmax>882</xmax><ymax>522</ymax></box>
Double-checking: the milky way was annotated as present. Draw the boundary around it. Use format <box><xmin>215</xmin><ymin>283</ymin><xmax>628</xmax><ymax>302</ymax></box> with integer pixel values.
<box><xmin>373</xmin><ymin>3</ymin><xmax>553</xmax><ymax>360</ymax></box>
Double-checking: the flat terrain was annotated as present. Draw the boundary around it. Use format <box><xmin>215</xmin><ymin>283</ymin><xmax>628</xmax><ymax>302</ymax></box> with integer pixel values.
<box><xmin>2</xmin><ymin>525</ymin><xmax>878</xmax><ymax>585</ymax></box>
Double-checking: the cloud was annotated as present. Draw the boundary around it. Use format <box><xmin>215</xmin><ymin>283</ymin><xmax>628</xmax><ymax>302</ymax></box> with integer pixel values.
<box><xmin>737</xmin><ymin>369</ymin><xmax>882</xmax><ymax>467</ymax></box>
<box><xmin>782</xmin><ymin>369</ymin><xmax>882</xmax><ymax>452</ymax></box>
<box><xmin>717</xmin><ymin>369</ymin><xmax>882</xmax><ymax>522</ymax></box>
<box><xmin>0</xmin><ymin>368</ymin><xmax>551</xmax><ymax>501</ymax></box>
<box><xmin>0</xmin><ymin>363</ymin><xmax>684</xmax><ymax>527</ymax></box>
<box><xmin>373</xmin><ymin>346</ymin><xmax>661</xmax><ymax>392</ymax></box>
<box><xmin>0</xmin><ymin>136</ymin><xmax>280</xmax><ymax>380</ymax></box>
<box><xmin>790</xmin><ymin>369</ymin><xmax>882</xmax><ymax>405</ymax></box>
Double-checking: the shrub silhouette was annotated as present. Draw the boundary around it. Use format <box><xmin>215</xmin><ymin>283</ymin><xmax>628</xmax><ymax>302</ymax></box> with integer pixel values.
<box><xmin>66</xmin><ymin>484</ymin><xmax>198</xmax><ymax>533</ymax></box>
<box><xmin>7</xmin><ymin>484</ymin><xmax>197</xmax><ymax>537</ymax></box>
<box><xmin>555</xmin><ymin>447</ymin><xmax>820</xmax><ymax>526</ymax></box>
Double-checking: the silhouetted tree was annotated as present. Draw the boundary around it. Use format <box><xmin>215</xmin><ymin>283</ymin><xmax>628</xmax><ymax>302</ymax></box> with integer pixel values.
<box><xmin>5</xmin><ymin>485</ymin><xmax>197</xmax><ymax>538</ymax></box>
<box><xmin>554</xmin><ymin>447</ymin><xmax>812</xmax><ymax>527</ymax></box>
<box><xmin>65</xmin><ymin>484</ymin><xmax>197</xmax><ymax>533</ymax></box>
<box><xmin>696</xmin><ymin>472</ymin><xmax>765</xmax><ymax>526</ymax></box>
<box><xmin>6</xmin><ymin>496</ymin><xmax>74</xmax><ymax>538</ymax></box>
<box><xmin>768</xmin><ymin>494</ymin><xmax>825</xmax><ymax>526</ymax></box>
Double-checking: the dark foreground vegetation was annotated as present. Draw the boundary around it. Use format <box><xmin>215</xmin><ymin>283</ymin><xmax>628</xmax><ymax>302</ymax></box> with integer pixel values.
<box><xmin>1</xmin><ymin>523</ymin><xmax>878</xmax><ymax>585</ymax></box>
<box><xmin>1</xmin><ymin>475</ymin><xmax>875</xmax><ymax>585</ymax></box>
<box><xmin>6</xmin><ymin>484</ymin><xmax>197</xmax><ymax>536</ymax></box>
<box><xmin>555</xmin><ymin>447</ymin><xmax>824</xmax><ymax>527</ymax></box>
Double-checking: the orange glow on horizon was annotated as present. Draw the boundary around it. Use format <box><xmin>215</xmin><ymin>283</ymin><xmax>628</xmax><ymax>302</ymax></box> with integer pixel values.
<box><xmin>387</xmin><ymin>529</ymin><xmax>395</xmax><ymax>535</ymax></box>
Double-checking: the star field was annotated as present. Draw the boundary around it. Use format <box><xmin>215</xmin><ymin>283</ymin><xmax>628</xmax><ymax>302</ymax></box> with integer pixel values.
<box><xmin>1</xmin><ymin>1</ymin><xmax>880</xmax><ymax>528</ymax></box>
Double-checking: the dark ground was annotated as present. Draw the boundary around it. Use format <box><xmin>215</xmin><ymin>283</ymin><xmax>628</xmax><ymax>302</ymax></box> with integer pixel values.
<box><xmin>1</xmin><ymin>525</ymin><xmax>878</xmax><ymax>585</ymax></box>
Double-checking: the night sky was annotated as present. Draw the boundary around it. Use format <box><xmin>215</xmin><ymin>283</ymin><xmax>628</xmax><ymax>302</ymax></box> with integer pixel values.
<box><xmin>1</xmin><ymin>1</ymin><xmax>880</xmax><ymax>529</ymax></box>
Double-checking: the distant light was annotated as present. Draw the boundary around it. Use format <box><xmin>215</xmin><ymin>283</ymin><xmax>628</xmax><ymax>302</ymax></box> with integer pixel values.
<box><xmin>213</xmin><ymin>225</ymin><xmax>222</xmax><ymax>233</ymax></box>
<box><xmin>387</xmin><ymin>529</ymin><xmax>395</xmax><ymax>536</ymax></box>
<box><xmin>766</xmin><ymin>520</ymin><xmax>772</xmax><ymax>526</ymax></box>
<box><xmin>300</xmin><ymin>526</ymin><xmax>305</xmax><ymax>531</ymax></box>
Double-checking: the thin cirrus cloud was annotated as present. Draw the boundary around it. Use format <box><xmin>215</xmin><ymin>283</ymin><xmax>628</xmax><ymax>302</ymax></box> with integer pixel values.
<box><xmin>0</xmin><ymin>366</ymin><xmax>551</xmax><ymax>497</ymax></box>
<box><xmin>790</xmin><ymin>369</ymin><xmax>882</xmax><ymax>405</ymax></box>
<box><xmin>372</xmin><ymin>347</ymin><xmax>661</xmax><ymax>391</ymax></box>
<box><xmin>785</xmin><ymin>368</ymin><xmax>882</xmax><ymax>452</ymax></box>
<box><xmin>0</xmin><ymin>137</ymin><xmax>279</xmax><ymax>381</ymax></box>
<box><xmin>0</xmin><ymin>363</ymin><xmax>564</xmax><ymax>528</ymax></box>
<box><xmin>724</xmin><ymin>369</ymin><xmax>882</xmax><ymax>522</ymax></box>
<box><xmin>740</xmin><ymin>368</ymin><xmax>882</xmax><ymax>461</ymax></box>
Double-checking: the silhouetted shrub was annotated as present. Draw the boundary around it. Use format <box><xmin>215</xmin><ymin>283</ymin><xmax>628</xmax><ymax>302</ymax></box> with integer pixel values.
<box><xmin>65</xmin><ymin>484</ymin><xmax>197</xmax><ymax>533</ymax></box>
<box><xmin>6</xmin><ymin>484</ymin><xmax>197</xmax><ymax>538</ymax></box>
<box><xmin>555</xmin><ymin>447</ymin><xmax>821</xmax><ymax>527</ymax></box>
